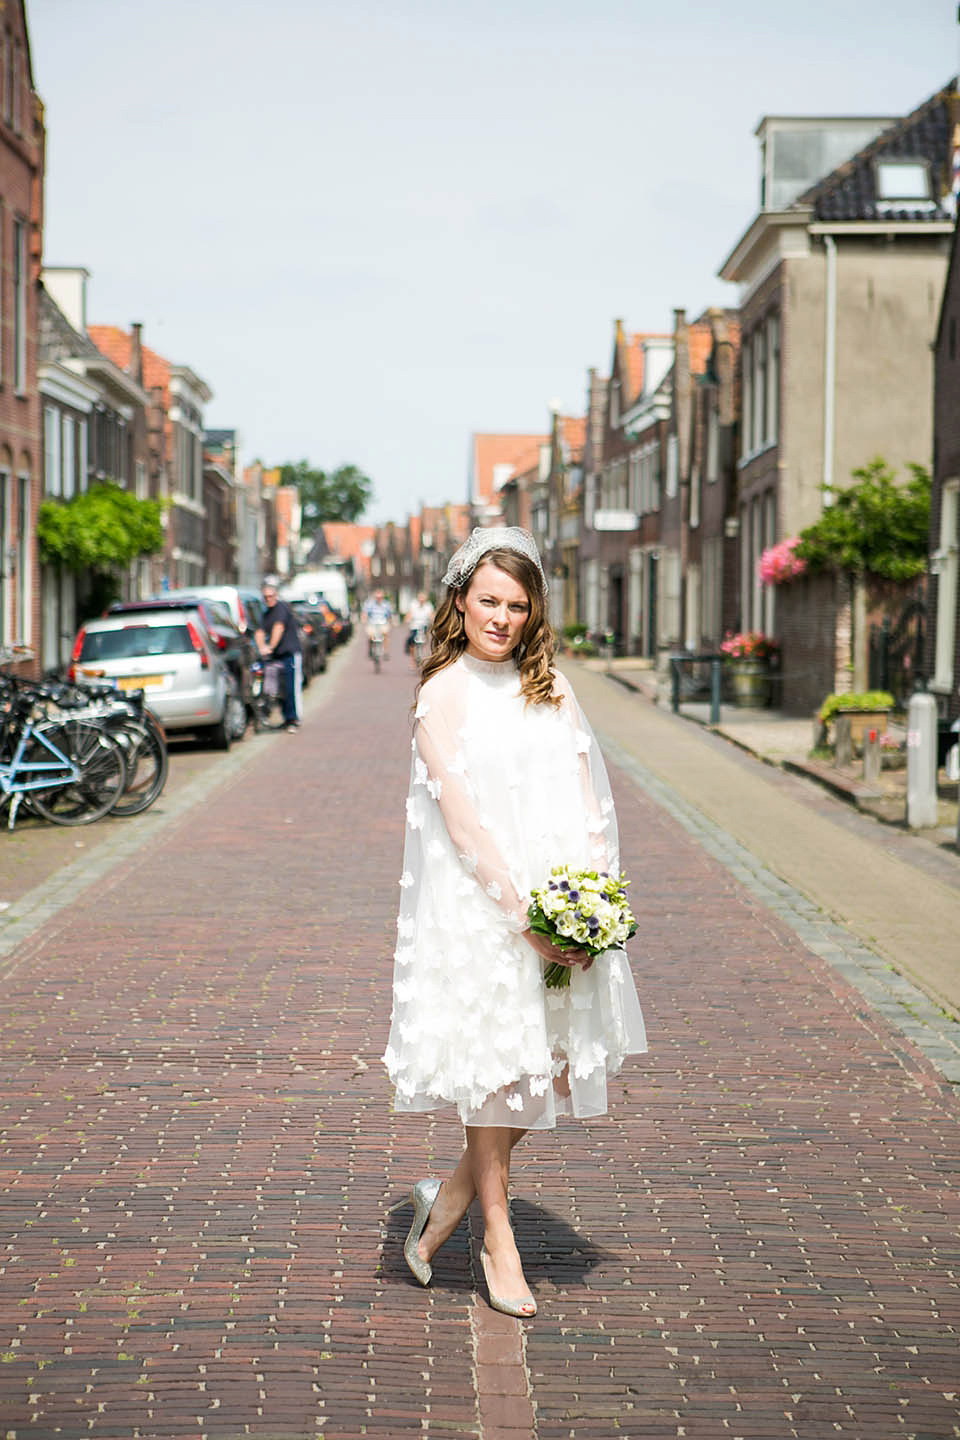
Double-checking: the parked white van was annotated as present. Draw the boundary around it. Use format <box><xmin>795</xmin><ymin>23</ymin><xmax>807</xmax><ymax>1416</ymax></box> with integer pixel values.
<box><xmin>280</xmin><ymin>568</ymin><xmax>350</xmax><ymax>616</ymax></box>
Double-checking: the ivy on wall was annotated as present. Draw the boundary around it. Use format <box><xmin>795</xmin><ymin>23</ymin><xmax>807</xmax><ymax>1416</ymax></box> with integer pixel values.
<box><xmin>796</xmin><ymin>458</ymin><xmax>930</xmax><ymax>583</ymax></box>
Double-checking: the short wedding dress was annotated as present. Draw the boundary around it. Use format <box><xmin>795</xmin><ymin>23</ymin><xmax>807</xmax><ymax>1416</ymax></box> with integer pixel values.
<box><xmin>383</xmin><ymin>652</ymin><xmax>647</xmax><ymax>1128</ymax></box>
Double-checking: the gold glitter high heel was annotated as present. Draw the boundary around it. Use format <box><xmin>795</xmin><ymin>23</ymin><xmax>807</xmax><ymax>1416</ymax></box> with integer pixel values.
<box><xmin>400</xmin><ymin>1177</ymin><xmax>442</xmax><ymax>1286</ymax></box>
<box><xmin>480</xmin><ymin>1246</ymin><xmax>537</xmax><ymax>1318</ymax></box>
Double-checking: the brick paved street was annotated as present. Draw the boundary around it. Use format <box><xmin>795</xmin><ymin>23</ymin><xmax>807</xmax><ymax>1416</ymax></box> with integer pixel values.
<box><xmin>0</xmin><ymin>639</ymin><xmax>958</xmax><ymax>1439</ymax></box>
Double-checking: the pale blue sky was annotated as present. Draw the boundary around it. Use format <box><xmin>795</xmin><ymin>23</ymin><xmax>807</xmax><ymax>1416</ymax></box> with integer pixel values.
<box><xmin>30</xmin><ymin>0</ymin><xmax>958</xmax><ymax>521</ymax></box>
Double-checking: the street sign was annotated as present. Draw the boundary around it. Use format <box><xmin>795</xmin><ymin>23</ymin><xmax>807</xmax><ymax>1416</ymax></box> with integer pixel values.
<box><xmin>593</xmin><ymin>510</ymin><xmax>640</xmax><ymax>532</ymax></box>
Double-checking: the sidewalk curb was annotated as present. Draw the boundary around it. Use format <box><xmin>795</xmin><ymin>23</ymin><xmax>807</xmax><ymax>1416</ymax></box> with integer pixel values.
<box><xmin>597</xmin><ymin>729</ymin><xmax>960</xmax><ymax>1085</ymax></box>
<box><xmin>602</xmin><ymin>663</ymin><xmax>957</xmax><ymax>845</ymax></box>
<box><xmin>0</xmin><ymin>639</ymin><xmax>353</xmax><ymax>974</ymax></box>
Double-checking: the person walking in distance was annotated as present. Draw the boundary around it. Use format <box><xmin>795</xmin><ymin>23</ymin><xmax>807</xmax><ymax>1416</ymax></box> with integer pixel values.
<box><xmin>383</xmin><ymin>527</ymin><xmax>647</xmax><ymax>1318</ymax></box>
<box><xmin>255</xmin><ymin>578</ymin><xmax>303</xmax><ymax>732</ymax></box>
<box><xmin>362</xmin><ymin>589</ymin><xmax>394</xmax><ymax>663</ymax></box>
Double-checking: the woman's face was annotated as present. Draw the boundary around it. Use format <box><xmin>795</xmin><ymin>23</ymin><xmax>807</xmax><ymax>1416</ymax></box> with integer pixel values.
<box><xmin>456</xmin><ymin>560</ymin><xmax>531</xmax><ymax>663</ymax></box>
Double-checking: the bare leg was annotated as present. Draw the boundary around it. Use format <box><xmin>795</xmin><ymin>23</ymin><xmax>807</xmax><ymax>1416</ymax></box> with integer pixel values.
<box><xmin>466</xmin><ymin>1125</ymin><xmax>535</xmax><ymax>1312</ymax></box>
<box><xmin>418</xmin><ymin>1127</ymin><xmax>525</xmax><ymax>1265</ymax></box>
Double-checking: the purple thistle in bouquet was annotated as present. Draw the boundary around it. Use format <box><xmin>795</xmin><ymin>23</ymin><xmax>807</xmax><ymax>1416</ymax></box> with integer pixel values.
<box><xmin>528</xmin><ymin>865</ymin><xmax>637</xmax><ymax>989</ymax></box>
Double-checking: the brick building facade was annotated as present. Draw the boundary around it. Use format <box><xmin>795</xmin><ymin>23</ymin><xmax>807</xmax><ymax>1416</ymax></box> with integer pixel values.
<box><xmin>0</xmin><ymin>0</ymin><xmax>43</xmax><ymax>672</ymax></box>
<box><xmin>929</xmin><ymin>209</ymin><xmax>960</xmax><ymax>723</ymax></box>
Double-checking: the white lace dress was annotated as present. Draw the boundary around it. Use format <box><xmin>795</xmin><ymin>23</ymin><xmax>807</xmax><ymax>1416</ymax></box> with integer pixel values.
<box><xmin>382</xmin><ymin>652</ymin><xmax>647</xmax><ymax>1129</ymax></box>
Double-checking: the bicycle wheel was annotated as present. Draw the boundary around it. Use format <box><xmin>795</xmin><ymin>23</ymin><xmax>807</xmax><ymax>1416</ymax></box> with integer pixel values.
<box><xmin>27</xmin><ymin>719</ymin><xmax>127</xmax><ymax>825</ymax></box>
<box><xmin>110</xmin><ymin>715</ymin><xmax>168</xmax><ymax>817</ymax></box>
<box><xmin>257</xmin><ymin>690</ymin><xmax>287</xmax><ymax>731</ymax></box>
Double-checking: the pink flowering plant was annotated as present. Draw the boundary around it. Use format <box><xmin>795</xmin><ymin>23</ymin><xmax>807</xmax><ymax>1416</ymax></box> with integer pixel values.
<box><xmin>720</xmin><ymin>631</ymin><xmax>779</xmax><ymax>662</ymax></box>
<box><xmin>528</xmin><ymin>865</ymin><xmax>636</xmax><ymax>989</ymax></box>
<box><xmin>758</xmin><ymin>537</ymin><xmax>807</xmax><ymax>587</ymax></box>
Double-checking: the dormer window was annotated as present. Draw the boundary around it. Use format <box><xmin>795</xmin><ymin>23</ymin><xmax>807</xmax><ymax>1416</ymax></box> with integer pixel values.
<box><xmin>874</xmin><ymin>158</ymin><xmax>935</xmax><ymax>213</ymax></box>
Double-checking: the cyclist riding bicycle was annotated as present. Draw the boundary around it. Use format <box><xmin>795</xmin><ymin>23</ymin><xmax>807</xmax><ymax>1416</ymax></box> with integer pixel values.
<box><xmin>404</xmin><ymin>591</ymin><xmax>434</xmax><ymax>667</ymax></box>
<box><xmin>362</xmin><ymin>590</ymin><xmax>394</xmax><ymax>662</ymax></box>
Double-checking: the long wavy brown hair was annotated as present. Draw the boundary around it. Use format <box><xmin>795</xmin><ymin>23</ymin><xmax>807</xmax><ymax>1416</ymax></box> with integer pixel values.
<box><xmin>416</xmin><ymin>550</ymin><xmax>559</xmax><ymax>708</ymax></box>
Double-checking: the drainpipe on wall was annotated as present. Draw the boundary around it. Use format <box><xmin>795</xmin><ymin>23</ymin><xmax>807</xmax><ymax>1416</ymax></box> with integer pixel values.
<box><xmin>823</xmin><ymin>233</ymin><xmax>837</xmax><ymax>509</ymax></box>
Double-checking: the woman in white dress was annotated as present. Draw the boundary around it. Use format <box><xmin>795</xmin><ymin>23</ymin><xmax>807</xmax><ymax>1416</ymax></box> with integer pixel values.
<box><xmin>383</xmin><ymin>527</ymin><xmax>646</xmax><ymax>1318</ymax></box>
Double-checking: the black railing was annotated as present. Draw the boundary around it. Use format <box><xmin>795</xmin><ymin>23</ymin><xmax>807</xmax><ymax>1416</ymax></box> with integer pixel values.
<box><xmin>669</xmin><ymin>653</ymin><xmax>726</xmax><ymax>725</ymax></box>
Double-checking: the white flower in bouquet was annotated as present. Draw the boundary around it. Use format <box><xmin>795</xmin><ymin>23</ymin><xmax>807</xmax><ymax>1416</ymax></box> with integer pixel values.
<box><xmin>528</xmin><ymin>864</ymin><xmax>637</xmax><ymax>988</ymax></box>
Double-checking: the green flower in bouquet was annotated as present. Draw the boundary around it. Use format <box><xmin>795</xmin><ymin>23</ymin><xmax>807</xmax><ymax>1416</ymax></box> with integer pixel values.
<box><xmin>528</xmin><ymin>865</ymin><xmax>637</xmax><ymax>989</ymax></box>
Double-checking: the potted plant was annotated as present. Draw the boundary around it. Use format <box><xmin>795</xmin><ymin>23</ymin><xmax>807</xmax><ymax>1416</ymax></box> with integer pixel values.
<box><xmin>720</xmin><ymin>631</ymin><xmax>779</xmax><ymax>708</ymax></box>
<box><xmin>817</xmin><ymin>690</ymin><xmax>895</xmax><ymax>746</ymax></box>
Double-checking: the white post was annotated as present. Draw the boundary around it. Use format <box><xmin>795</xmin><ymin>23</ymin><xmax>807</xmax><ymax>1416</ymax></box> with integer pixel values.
<box><xmin>906</xmin><ymin>689</ymin><xmax>938</xmax><ymax>829</ymax></box>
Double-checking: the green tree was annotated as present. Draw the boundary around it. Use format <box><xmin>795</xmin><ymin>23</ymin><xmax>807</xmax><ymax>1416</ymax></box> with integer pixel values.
<box><xmin>280</xmin><ymin>460</ymin><xmax>374</xmax><ymax>532</ymax></box>
<box><xmin>37</xmin><ymin>483</ymin><xmax>166</xmax><ymax>615</ymax></box>
<box><xmin>796</xmin><ymin>458</ymin><xmax>931</xmax><ymax>582</ymax></box>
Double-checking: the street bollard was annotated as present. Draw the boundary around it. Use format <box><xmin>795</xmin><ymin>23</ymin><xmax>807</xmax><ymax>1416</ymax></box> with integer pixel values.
<box><xmin>835</xmin><ymin>714</ymin><xmax>853</xmax><ymax>767</ymax></box>
<box><xmin>710</xmin><ymin>657</ymin><xmax>722</xmax><ymax>726</ymax></box>
<box><xmin>862</xmin><ymin>727</ymin><xmax>880</xmax><ymax>784</ymax></box>
<box><xmin>906</xmin><ymin>688</ymin><xmax>938</xmax><ymax>829</ymax></box>
<box><xmin>670</xmin><ymin>657</ymin><xmax>680</xmax><ymax>713</ymax></box>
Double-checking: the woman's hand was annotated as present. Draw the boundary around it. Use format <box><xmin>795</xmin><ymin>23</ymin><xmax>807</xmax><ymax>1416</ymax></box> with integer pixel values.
<box><xmin>522</xmin><ymin>928</ymin><xmax>594</xmax><ymax>972</ymax></box>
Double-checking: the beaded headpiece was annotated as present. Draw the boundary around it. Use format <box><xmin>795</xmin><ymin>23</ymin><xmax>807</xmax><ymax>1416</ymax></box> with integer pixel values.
<box><xmin>441</xmin><ymin>527</ymin><xmax>548</xmax><ymax>595</ymax></box>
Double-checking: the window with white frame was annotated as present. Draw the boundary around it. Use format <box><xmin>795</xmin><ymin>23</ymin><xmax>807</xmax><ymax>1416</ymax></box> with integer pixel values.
<box><xmin>2</xmin><ymin>31</ymin><xmax>11</xmax><ymax>125</ymax></box>
<box><xmin>135</xmin><ymin>459</ymin><xmax>147</xmax><ymax>499</ymax></box>
<box><xmin>629</xmin><ymin>452</ymin><xmax>641</xmax><ymax>513</ymax></box>
<box><xmin>740</xmin><ymin>501</ymin><xmax>751</xmax><ymax>627</ymax></box>
<box><xmin>13</xmin><ymin>218</ymin><xmax>26</xmax><ymax>392</ymax></box>
<box><xmin>706</xmin><ymin>399</ymin><xmax>719</xmax><ymax>482</ymax></box>
<box><xmin>17</xmin><ymin>472</ymin><xmax>29</xmax><ymax>644</ymax></box>
<box><xmin>666</xmin><ymin>434</ymin><xmax>678</xmax><ymax>498</ymax></box>
<box><xmin>44</xmin><ymin>406</ymin><xmax>60</xmax><ymax>495</ymax></box>
<box><xmin>762</xmin><ymin>490</ymin><xmax>776</xmax><ymax>635</ymax></box>
<box><xmin>62</xmin><ymin>415</ymin><xmax>76</xmax><ymax>498</ymax></box>
<box><xmin>11</xmin><ymin>39</ymin><xmax>21</xmax><ymax>134</ymax></box>
<box><xmin>933</xmin><ymin>478</ymin><xmax>959</xmax><ymax>692</ymax></box>
<box><xmin>690</xmin><ymin>466</ymin><xmax>701</xmax><ymax>529</ymax></box>
<box><xmin>753</xmin><ymin>328</ymin><xmax>766</xmax><ymax>453</ymax></box>
<box><xmin>741</xmin><ymin>337</ymin><xmax>752</xmax><ymax>459</ymax></box>
<box><xmin>78</xmin><ymin>417</ymin><xmax>88</xmax><ymax>491</ymax></box>
<box><xmin>766</xmin><ymin>314</ymin><xmax>780</xmax><ymax>445</ymax></box>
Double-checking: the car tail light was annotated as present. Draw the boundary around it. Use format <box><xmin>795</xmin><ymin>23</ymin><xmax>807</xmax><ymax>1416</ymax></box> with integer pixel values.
<box><xmin>186</xmin><ymin>618</ymin><xmax>210</xmax><ymax>668</ymax></box>
<box><xmin>238</xmin><ymin>598</ymin><xmax>248</xmax><ymax>629</ymax></box>
<box><xmin>68</xmin><ymin>626</ymin><xmax>87</xmax><ymax>681</ymax></box>
<box><xmin>213</xmin><ymin>632</ymin><xmax>228</xmax><ymax>650</ymax></box>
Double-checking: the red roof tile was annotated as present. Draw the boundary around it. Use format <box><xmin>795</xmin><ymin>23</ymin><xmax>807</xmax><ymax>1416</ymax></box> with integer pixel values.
<box><xmin>471</xmin><ymin>432</ymin><xmax>549</xmax><ymax>506</ymax></box>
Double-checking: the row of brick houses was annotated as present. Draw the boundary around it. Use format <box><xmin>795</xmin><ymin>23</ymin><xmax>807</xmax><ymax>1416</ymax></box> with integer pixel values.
<box><xmin>369</xmin><ymin>76</ymin><xmax>960</xmax><ymax>719</ymax></box>
<box><xmin>0</xmin><ymin>1</ymin><xmax>299</xmax><ymax>677</ymax></box>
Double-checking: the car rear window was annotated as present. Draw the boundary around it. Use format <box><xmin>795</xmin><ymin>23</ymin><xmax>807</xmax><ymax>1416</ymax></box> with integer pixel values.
<box><xmin>80</xmin><ymin>624</ymin><xmax>195</xmax><ymax>660</ymax></box>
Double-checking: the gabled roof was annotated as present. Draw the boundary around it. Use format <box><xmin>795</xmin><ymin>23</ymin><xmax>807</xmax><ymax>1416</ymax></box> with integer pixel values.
<box><xmin>38</xmin><ymin>285</ymin><xmax>101</xmax><ymax>364</ymax></box>
<box><xmin>556</xmin><ymin>414</ymin><xmax>586</xmax><ymax>461</ymax></box>
<box><xmin>797</xmin><ymin>79</ymin><xmax>957</xmax><ymax>222</ymax></box>
<box><xmin>88</xmin><ymin>325</ymin><xmax>171</xmax><ymax>393</ymax></box>
<box><xmin>470</xmin><ymin>432</ymin><xmax>549</xmax><ymax>506</ymax></box>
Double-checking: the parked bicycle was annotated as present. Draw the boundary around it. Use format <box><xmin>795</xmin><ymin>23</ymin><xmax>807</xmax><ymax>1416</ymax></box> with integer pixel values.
<box><xmin>0</xmin><ymin>652</ymin><xmax>169</xmax><ymax>829</ymax></box>
<box><xmin>253</xmin><ymin>657</ymin><xmax>288</xmax><ymax>730</ymax></box>
<box><xmin>0</xmin><ymin>656</ymin><xmax>127</xmax><ymax>830</ymax></box>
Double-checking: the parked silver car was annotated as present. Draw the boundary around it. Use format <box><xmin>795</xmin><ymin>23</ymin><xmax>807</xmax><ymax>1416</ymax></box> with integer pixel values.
<box><xmin>68</xmin><ymin>605</ymin><xmax>234</xmax><ymax>748</ymax></box>
<box><xmin>156</xmin><ymin>585</ymin><xmax>266</xmax><ymax>636</ymax></box>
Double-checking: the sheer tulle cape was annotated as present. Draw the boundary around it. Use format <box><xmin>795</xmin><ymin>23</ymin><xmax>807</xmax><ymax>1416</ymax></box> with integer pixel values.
<box><xmin>382</xmin><ymin>652</ymin><xmax>647</xmax><ymax>1128</ymax></box>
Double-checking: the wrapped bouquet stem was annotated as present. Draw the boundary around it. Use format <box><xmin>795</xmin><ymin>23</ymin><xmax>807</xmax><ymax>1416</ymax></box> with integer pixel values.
<box><xmin>528</xmin><ymin>865</ymin><xmax>636</xmax><ymax>988</ymax></box>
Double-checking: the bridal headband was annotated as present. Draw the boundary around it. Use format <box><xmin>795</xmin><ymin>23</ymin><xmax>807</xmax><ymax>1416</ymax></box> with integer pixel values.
<box><xmin>441</xmin><ymin>527</ymin><xmax>548</xmax><ymax>595</ymax></box>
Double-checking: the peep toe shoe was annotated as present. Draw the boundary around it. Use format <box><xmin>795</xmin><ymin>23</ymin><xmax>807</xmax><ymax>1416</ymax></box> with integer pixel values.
<box><xmin>480</xmin><ymin>1247</ymin><xmax>537</xmax><ymax>1318</ymax></box>
<box><xmin>401</xmin><ymin>1178</ymin><xmax>442</xmax><ymax>1286</ymax></box>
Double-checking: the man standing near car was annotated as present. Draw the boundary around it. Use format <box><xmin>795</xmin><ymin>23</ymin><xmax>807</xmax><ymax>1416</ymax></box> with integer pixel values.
<box><xmin>256</xmin><ymin>578</ymin><xmax>302</xmax><ymax>731</ymax></box>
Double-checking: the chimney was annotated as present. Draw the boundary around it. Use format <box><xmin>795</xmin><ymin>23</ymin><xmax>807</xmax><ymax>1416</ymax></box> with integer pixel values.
<box><xmin>130</xmin><ymin>322</ymin><xmax>144</xmax><ymax>385</ymax></box>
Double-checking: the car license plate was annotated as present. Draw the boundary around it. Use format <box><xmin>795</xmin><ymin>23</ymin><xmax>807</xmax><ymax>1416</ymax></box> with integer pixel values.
<box><xmin>117</xmin><ymin>674</ymin><xmax>164</xmax><ymax>691</ymax></box>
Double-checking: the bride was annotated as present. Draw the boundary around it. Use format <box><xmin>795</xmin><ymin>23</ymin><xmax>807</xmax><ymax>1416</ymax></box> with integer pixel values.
<box><xmin>383</xmin><ymin>526</ymin><xmax>646</xmax><ymax>1318</ymax></box>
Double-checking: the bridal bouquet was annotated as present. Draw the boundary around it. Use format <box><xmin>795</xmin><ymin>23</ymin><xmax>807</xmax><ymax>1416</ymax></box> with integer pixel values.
<box><xmin>528</xmin><ymin>865</ymin><xmax>636</xmax><ymax>989</ymax></box>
